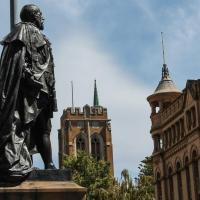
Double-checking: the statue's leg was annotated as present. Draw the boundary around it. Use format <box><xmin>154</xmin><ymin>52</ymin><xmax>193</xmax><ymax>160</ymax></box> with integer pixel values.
<box><xmin>33</xmin><ymin>110</ymin><xmax>56</xmax><ymax>169</ymax></box>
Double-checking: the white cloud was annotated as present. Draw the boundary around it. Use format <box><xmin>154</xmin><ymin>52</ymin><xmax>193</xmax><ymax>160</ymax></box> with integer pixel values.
<box><xmin>43</xmin><ymin>0</ymin><xmax>91</xmax><ymax>17</ymax></box>
<box><xmin>133</xmin><ymin>0</ymin><xmax>155</xmax><ymax>21</ymax></box>
<box><xmin>163</xmin><ymin>2</ymin><xmax>200</xmax><ymax>65</ymax></box>
<box><xmin>33</xmin><ymin>30</ymin><xmax>153</xmax><ymax>177</ymax></box>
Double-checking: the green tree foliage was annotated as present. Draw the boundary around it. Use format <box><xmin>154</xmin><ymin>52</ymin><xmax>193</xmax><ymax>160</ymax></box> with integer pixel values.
<box><xmin>138</xmin><ymin>156</ymin><xmax>153</xmax><ymax>177</ymax></box>
<box><xmin>118</xmin><ymin>169</ymin><xmax>136</xmax><ymax>200</ymax></box>
<box><xmin>135</xmin><ymin>156</ymin><xmax>155</xmax><ymax>200</ymax></box>
<box><xmin>64</xmin><ymin>151</ymin><xmax>116</xmax><ymax>200</ymax></box>
<box><xmin>64</xmin><ymin>152</ymin><xmax>155</xmax><ymax>200</ymax></box>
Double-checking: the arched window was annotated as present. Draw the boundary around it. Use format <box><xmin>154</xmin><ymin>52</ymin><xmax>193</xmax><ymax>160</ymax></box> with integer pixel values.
<box><xmin>153</xmin><ymin>134</ymin><xmax>161</xmax><ymax>152</ymax></box>
<box><xmin>185</xmin><ymin>157</ymin><xmax>192</xmax><ymax>200</ymax></box>
<box><xmin>192</xmin><ymin>150</ymin><xmax>200</xmax><ymax>199</ymax></box>
<box><xmin>168</xmin><ymin>167</ymin><xmax>174</xmax><ymax>200</ymax></box>
<box><xmin>76</xmin><ymin>135</ymin><xmax>86</xmax><ymax>151</ymax></box>
<box><xmin>156</xmin><ymin>172</ymin><xmax>162</xmax><ymax>200</ymax></box>
<box><xmin>91</xmin><ymin>135</ymin><xmax>103</xmax><ymax>160</ymax></box>
<box><xmin>176</xmin><ymin>162</ymin><xmax>183</xmax><ymax>200</ymax></box>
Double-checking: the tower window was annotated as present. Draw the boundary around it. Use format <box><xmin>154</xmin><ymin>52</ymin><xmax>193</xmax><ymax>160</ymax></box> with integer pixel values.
<box><xmin>91</xmin><ymin>121</ymin><xmax>99</xmax><ymax>128</ymax></box>
<box><xmin>77</xmin><ymin>121</ymin><xmax>84</xmax><ymax>128</ymax></box>
<box><xmin>91</xmin><ymin>136</ymin><xmax>101</xmax><ymax>160</ymax></box>
<box><xmin>153</xmin><ymin>135</ymin><xmax>161</xmax><ymax>152</ymax></box>
<box><xmin>156</xmin><ymin>106</ymin><xmax>159</xmax><ymax>113</ymax></box>
<box><xmin>76</xmin><ymin>135</ymin><xmax>86</xmax><ymax>151</ymax></box>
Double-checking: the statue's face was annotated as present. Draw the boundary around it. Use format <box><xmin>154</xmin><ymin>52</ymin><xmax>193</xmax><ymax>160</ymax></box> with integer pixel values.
<box><xmin>33</xmin><ymin>9</ymin><xmax>44</xmax><ymax>30</ymax></box>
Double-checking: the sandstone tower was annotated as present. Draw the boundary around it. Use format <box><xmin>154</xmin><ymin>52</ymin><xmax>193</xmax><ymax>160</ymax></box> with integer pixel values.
<box><xmin>58</xmin><ymin>81</ymin><xmax>114</xmax><ymax>174</ymax></box>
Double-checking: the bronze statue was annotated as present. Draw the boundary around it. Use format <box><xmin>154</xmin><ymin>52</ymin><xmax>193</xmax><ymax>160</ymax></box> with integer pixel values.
<box><xmin>0</xmin><ymin>4</ymin><xmax>57</xmax><ymax>181</ymax></box>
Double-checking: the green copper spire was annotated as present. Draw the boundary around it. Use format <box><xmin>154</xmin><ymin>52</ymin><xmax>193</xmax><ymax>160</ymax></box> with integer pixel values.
<box><xmin>93</xmin><ymin>80</ymin><xmax>99</xmax><ymax>106</ymax></box>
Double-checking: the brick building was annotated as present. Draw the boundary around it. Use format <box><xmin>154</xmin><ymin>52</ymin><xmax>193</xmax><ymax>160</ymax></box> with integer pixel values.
<box><xmin>58</xmin><ymin>81</ymin><xmax>114</xmax><ymax>173</ymax></box>
<box><xmin>147</xmin><ymin>63</ymin><xmax>200</xmax><ymax>200</ymax></box>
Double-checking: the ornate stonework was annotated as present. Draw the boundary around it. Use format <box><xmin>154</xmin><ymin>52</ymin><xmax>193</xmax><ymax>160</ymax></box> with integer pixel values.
<box><xmin>147</xmin><ymin>65</ymin><xmax>200</xmax><ymax>200</ymax></box>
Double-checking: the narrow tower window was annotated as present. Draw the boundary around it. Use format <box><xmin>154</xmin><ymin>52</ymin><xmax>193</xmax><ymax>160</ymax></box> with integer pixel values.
<box><xmin>91</xmin><ymin>135</ymin><xmax>101</xmax><ymax>160</ymax></box>
<box><xmin>76</xmin><ymin>135</ymin><xmax>86</xmax><ymax>151</ymax></box>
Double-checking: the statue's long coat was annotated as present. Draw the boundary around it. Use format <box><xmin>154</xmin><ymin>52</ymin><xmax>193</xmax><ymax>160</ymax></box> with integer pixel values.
<box><xmin>0</xmin><ymin>22</ymin><xmax>57</xmax><ymax>179</ymax></box>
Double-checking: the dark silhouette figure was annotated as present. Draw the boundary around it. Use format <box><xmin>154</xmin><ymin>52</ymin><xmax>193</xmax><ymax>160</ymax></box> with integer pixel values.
<box><xmin>0</xmin><ymin>4</ymin><xmax>57</xmax><ymax>181</ymax></box>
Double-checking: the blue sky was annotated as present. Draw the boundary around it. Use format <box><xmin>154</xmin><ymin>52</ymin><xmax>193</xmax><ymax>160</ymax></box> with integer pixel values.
<box><xmin>1</xmin><ymin>0</ymin><xmax>200</xmax><ymax>178</ymax></box>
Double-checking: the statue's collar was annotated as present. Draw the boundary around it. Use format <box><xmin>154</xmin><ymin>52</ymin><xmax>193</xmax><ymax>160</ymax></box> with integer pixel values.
<box><xmin>0</xmin><ymin>22</ymin><xmax>46</xmax><ymax>49</ymax></box>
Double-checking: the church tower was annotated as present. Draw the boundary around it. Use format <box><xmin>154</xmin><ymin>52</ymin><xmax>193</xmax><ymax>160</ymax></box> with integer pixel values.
<box><xmin>58</xmin><ymin>81</ymin><xmax>114</xmax><ymax>174</ymax></box>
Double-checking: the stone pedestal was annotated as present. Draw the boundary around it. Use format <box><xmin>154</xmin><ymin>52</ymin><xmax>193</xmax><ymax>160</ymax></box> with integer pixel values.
<box><xmin>0</xmin><ymin>170</ymin><xmax>87</xmax><ymax>200</ymax></box>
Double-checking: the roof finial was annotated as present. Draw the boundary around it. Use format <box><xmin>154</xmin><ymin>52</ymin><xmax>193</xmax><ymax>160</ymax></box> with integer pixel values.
<box><xmin>161</xmin><ymin>32</ymin><xmax>166</xmax><ymax>65</ymax></box>
<box><xmin>93</xmin><ymin>79</ymin><xmax>99</xmax><ymax>107</ymax></box>
<box><xmin>161</xmin><ymin>32</ymin><xmax>170</xmax><ymax>80</ymax></box>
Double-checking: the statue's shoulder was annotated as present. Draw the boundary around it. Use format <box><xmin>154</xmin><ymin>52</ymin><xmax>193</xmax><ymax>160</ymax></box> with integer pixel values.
<box><xmin>1</xmin><ymin>22</ymin><xmax>46</xmax><ymax>48</ymax></box>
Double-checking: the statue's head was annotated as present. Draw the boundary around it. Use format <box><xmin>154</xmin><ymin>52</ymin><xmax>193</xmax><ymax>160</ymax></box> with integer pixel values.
<box><xmin>20</xmin><ymin>4</ymin><xmax>44</xmax><ymax>30</ymax></box>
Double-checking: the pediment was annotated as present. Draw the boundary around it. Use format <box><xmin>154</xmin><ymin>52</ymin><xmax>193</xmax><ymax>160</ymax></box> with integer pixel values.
<box><xmin>184</xmin><ymin>88</ymin><xmax>195</xmax><ymax>107</ymax></box>
<box><xmin>184</xmin><ymin>80</ymin><xmax>200</xmax><ymax>108</ymax></box>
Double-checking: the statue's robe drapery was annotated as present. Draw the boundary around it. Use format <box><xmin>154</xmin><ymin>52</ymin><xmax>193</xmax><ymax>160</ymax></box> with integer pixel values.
<box><xmin>0</xmin><ymin>22</ymin><xmax>57</xmax><ymax>180</ymax></box>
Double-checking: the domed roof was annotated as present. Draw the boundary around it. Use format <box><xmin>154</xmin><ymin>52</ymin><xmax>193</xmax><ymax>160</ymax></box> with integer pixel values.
<box><xmin>154</xmin><ymin>64</ymin><xmax>180</xmax><ymax>94</ymax></box>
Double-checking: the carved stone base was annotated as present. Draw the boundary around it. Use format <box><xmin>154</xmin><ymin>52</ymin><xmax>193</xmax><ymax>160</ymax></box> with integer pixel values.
<box><xmin>0</xmin><ymin>170</ymin><xmax>87</xmax><ymax>200</ymax></box>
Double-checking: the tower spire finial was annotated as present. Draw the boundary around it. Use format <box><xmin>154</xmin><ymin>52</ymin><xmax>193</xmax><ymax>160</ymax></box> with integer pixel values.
<box><xmin>161</xmin><ymin>32</ymin><xmax>170</xmax><ymax>80</ymax></box>
<box><xmin>93</xmin><ymin>79</ymin><xmax>99</xmax><ymax>106</ymax></box>
<box><xmin>161</xmin><ymin>32</ymin><xmax>166</xmax><ymax>65</ymax></box>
